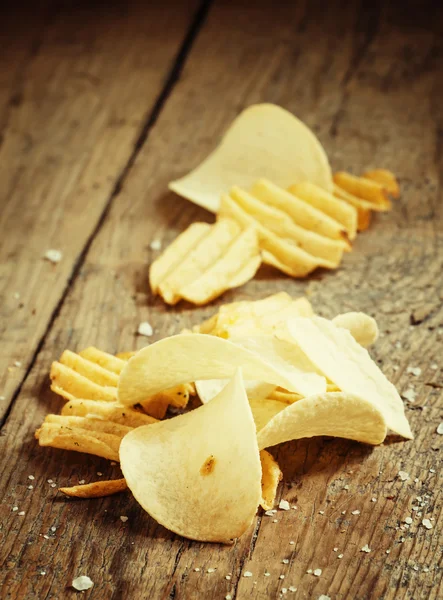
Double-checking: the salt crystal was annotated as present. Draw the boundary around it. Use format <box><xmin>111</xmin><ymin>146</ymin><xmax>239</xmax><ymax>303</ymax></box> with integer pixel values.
<box><xmin>436</xmin><ymin>423</ymin><xmax>443</xmax><ymax>435</ymax></box>
<box><xmin>422</xmin><ymin>519</ymin><xmax>432</xmax><ymax>530</ymax></box>
<box><xmin>264</xmin><ymin>510</ymin><xmax>274</xmax><ymax>516</ymax></box>
<box><xmin>282</xmin><ymin>559</ymin><xmax>289</xmax><ymax>565</ymax></box>
<box><xmin>282</xmin><ymin>589</ymin><xmax>288</xmax><ymax>595</ymax></box>
<box><xmin>0</xmin><ymin>396</ymin><xmax>5</xmax><ymax>401</ymax></box>
<box><xmin>44</xmin><ymin>249</ymin><xmax>63</xmax><ymax>264</ymax></box>
<box><xmin>423</xmin><ymin>567</ymin><xmax>429</xmax><ymax>572</ymax></box>
<box><xmin>279</xmin><ymin>575</ymin><xmax>285</xmax><ymax>579</ymax></box>
<box><xmin>150</xmin><ymin>239</ymin><xmax>162</xmax><ymax>251</ymax></box>
<box><xmin>318</xmin><ymin>596</ymin><xmax>331</xmax><ymax>600</ymax></box>
<box><xmin>341</xmin><ymin>511</ymin><xmax>346</xmax><ymax>515</ymax></box>
<box><xmin>407</xmin><ymin>366</ymin><xmax>421</xmax><ymax>376</ymax></box>
<box><xmin>50</xmin><ymin>483</ymin><xmax>56</xmax><ymax>488</ymax></box>
<box><xmin>351</xmin><ymin>510</ymin><xmax>360</xmax><ymax>515</ymax></box>
<box><xmin>72</xmin><ymin>576</ymin><xmax>94</xmax><ymax>591</ymax></box>
<box><xmin>273</xmin><ymin>519</ymin><xmax>278</xmax><ymax>523</ymax></box>
<box><xmin>405</xmin><ymin>517</ymin><xmax>413</xmax><ymax>524</ymax></box>
<box><xmin>429</xmin><ymin>468</ymin><xmax>435</xmax><ymax>473</ymax></box>
<box><xmin>343</xmin><ymin>485</ymin><xmax>349</xmax><ymax>490</ymax></box>
<box><xmin>18</xmin><ymin>511</ymin><xmax>25</xmax><ymax>516</ymax></box>
<box><xmin>40</xmin><ymin>571</ymin><xmax>46</xmax><ymax>576</ymax></box>
<box><xmin>279</xmin><ymin>499</ymin><xmax>290</xmax><ymax>511</ymax></box>
<box><xmin>306</xmin><ymin>569</ymin><xmax>312</xmax><ymax>574</ymax></box>
<box><xmin>402</xmin><ymin>388</ymin><xmax>416</xmax><ymax>403</ymax></box>
<box><xmin>225</xmin><ymin>595</ymin><xmax>232</xmax><ymax>600</ymax></box>
<box><xmin>43</xmin><ymin>535</ymin><xmax>49</xmax><ymax>540</ymax></box>
<box><xmin>393</xmin><ymin>365</ymin><xmax>399</xmax><ymax>371</ymax></box>
<box><xmin>398</xmin><ymin>471</ymin><xmax>410</xmax><ymax>481</ymax></box>
<box><xmin>12</xmin><ymin>507</ymin><xmax>18</xmax><ymax>512</ymax></box>
<box><xmin>51</xmin><ymin>526</ymin><xmax>56</xmax><ymax>532</ymax></box>
<box><xmin>97</xmin><ymin>472</ymin><xmax>103</xmax><ymax>476</ymax></box>
<box><xmin>289</xmin><ymin>541</ymin><xmax>295</xmax><ymax>545</ymax></box>
<box><xmin>333</xmin><ymin>548</ymin><xmax>338</xmax><ymax>552</ymax></box>
<box><xmin>28</xmin><ymin>485</ymin><xmax>33</xmax><ymax>490</ymax></box>
<box><xmin>371</xmin><ymin>497</ymin><xmax>377</xmax><ymax>502</ymax></box>
<box><xmin>264</xmin><ymin>572</ymin><xmax>270</xmax><ymax>577</ymax></box>
<box><xmin>313</xmin><ymin>569</ymin><xmax>322</xmax><ymax>577</ymax></box>
<box><xmin>137</xmin><ymin>321</ymin><xmax>153</xmax><ymax>337</ymax></box>
<box><xmin>416</xmin><ymin>496</ymin><xmax>422</xmax><ymax>501</ymax></box>
<box><xmin>338</xmin><ymin>554</ymin><xmax>343</xmax><ymax>559</ymax></box>
<box><xmin>194</xmin><ymin>568</ymin><xmax>200</xmax><ymax>572</ymax></box>
<box><xmin>47</xmin><ymin>479</ymin><xmax>53</xmax><ymax>484</ymax></box>
<box><xmin>225</xmin><ymin>575</ymin><xmax>231</xmax><ymax>580</ymax></box>
<box><xmin>120</xmin><ymin>516</ymin><xmax>128</xmax><ymax>522</ymax></box>
<box><xmin>361</xmin><ymin>544</ymin><xmax>371</xmax><ymax>553</ymax></box>
<box><xmin>243</xmin><ymin>571</ymin><xmax>252</xmax><ymax>577</ymax></box>
<box><xmin>14</xmin><ymin>292</ymin><xmax>20</xmax><ymax>300</ymax></box>
<box><xmin>395</xmin><ymin>341</ymin><xmax>402</xmax><ymax>349</ymax></box>
<box><xmin>413</xmin><ymin>565</ymin><xmax>419</xmax><ymax>571</ymax></box>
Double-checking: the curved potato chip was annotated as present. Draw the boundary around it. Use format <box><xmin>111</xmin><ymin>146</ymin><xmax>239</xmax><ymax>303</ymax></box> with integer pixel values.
<box><xmin>286</xmin><ymin>317</ymin><xmax>412</xmax><ymax>439</ymax></box>
<box><xmin>332</xmin><ymin>312</ymin><xmax>379</xmax><ymax>347</ymax></box>
<box><xmin>119</xmin><ymin>370</ymin><xmax>262</xmax><ymax>543</ymax></box>
<box><xmin>195</xmin><ymin>379</ymin><xmax>275</xmax><ymax>404</ymax></box>
<box><xmin>169</xmin><ymin>104</ymin><xmax>332</xmax><ymax>213</ymax></box>
<box><xmin>253</xmin><ymin>392</ymin><xmax>388</xmax><ymax>449</ymax></box>
<box><xmin>117</xmin><ymin>334</ymin><xmax>318</xmax><ymax>406</ymax></box>
<box><xmin>333</xmin><ymin>172</ymin><xmax>391</xmax><ymax>210</ymax></box>
<box><xmin>59</xmin><ymin>479</ymin><xmax>127</xmax><ymax>499</ymax></box>
<box><xmin>260</xmin><ymin>450</ymin><xmax>282</xmax><ymax>510</ymax></box>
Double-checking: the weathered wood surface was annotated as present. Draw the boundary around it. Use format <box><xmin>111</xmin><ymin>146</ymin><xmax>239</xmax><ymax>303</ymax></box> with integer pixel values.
<box><xmin>1</xmin><ymin>1</ymin><xmax>442</xmax><ymax>599</ymax></box>
<box><xmin>0</xmin><ymin>0</ymin><xmax>199</xmax><ymax>421</ymax></box>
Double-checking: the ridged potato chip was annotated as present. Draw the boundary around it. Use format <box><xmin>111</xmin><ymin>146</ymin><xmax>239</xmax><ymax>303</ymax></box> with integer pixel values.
<box><xmin>150</xmin><ymin>219</ymin><xmax>261</xmax><ymax>305</ymax></box>
<box><xmin>119</xmin><ymin>370</ymin><xmax>262</xmax><ymax>543</ymax></box>
<box><xmin>169</xmin><ymin>103</ymin><xmax>332</xmax><ymax>213</ymax></box>
<box><xmin>363</xmin><ymin>169</ymin><xmax>400</xmax><ymax>198</ymax></box>
<box><xmin>333</xmin><ymin>172</ymin><xmax>392</xmax><ymax>211</ymax></box>
<box><xmin>36</xmin><ymin>423</ymin><xmax>121</xmax><ymax>461</ymax></box>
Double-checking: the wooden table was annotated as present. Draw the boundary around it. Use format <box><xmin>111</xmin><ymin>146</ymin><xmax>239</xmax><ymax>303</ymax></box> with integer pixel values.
<box><xmin>1</xmin><ymin>1</ymin><xmax>442</xmax><ymax>598</ymax></box>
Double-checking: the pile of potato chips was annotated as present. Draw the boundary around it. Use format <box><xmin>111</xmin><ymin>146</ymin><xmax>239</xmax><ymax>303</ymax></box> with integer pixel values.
<box><xmin>151</xmin><ymin>104</ymin><xmax>400</xmax><ymax>305</ymax></box>
<box><xmin>36</xmin><ymin>293</ymin><xmax>412</xmax><ymax>543</ymax></box>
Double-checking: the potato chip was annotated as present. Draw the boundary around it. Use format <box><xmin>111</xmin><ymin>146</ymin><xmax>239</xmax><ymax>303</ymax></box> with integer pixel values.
<box><xmin>253</xmin><ymin>392</ymin><xmax>388</xmax><ymax>449</ymax></box>
<box><xmin>219</xmin><ymin>195</ymin><xmax>337</xmax><ymax>277</ymax></box>
<box><xmin>79</xmin><ymin>347</ymin><xmax>126</xmax><ymax>374</ymax></box>
<box><xmin>119</xmin><ymin>370</ymin><xmax>262</xmax><ymax>543</ymax></box>
<box><xmin>332</xmin><ymin>312</ymin><xmax>379</xmax><ymax>347</ymax></box>
<box><xmin>36</xmin><ymin>423</ymin><xmax>120</xmax><ymax>461</ymax></box>
<box><xmin>115</xmin><ymin>351</ymin><xmax>137</xmax><ymax>361</ymax></box>
<box><xmin>44</xmin><ymin>414</ymin><xmax>133</xmax><ymax>438</ymax></box>
<box><xmin>150</xmin><ymin>219</ymin><xmax>261</xmax><ymax>305</ymax></box>
<box><xmin>59</xmin><ymin>479</ymin><xmax>127</xmax><ymax>499</ymax></box>
<box><xmin>195</xmin><ymin>379</ymin><xmax>275</xmax><ymax>405</ymax></box>
<box><xmin>59</xmin><ymin>350</ymin><xmax>119</xmax><ymax>387</ymax></box>
<box><xmin>260</xmin><ymin>450</ymin><xmax>282</xmax><ymax>510</ymax></box>
<box><xmin>169</xmin><ymin>104</ymin><xmax>332</xmax><ymax>213</ymax></box>
<box><xmin>285</xmin><ymin>317</ymin><xmax>412</xmax><ymax>438</ymax></box>
<box><xmin>61</xmin><ymin>399</ymin><xmax>158</xmax><ymax>427</ymax></box>
<box><xmin>332</xmin><ymin>184</ymin><xmax>373</xmax><ymax>231</ymax></box>
<box><xmin>117</xmin><ymin>333</ymin><xmax>325</xmax><ymax>407</ymax></box>
<box><xmin>289</xmin><ymin>182</ymin><xmax>357</xmax><ymax>240</ymax></box>
<box><xmin>362</xmin><ymin>169</ymin><xmax>400</xmax><ymax>198</ymax></box>
<box><xmin>333</xmin><ymin>172</ymin><xmax>391</xmax><ymax>210</ymax></box>
<box><xmin>50</xmin><ymin>362</ymin><xmax>117</xmax><ymax>402</ymax></box>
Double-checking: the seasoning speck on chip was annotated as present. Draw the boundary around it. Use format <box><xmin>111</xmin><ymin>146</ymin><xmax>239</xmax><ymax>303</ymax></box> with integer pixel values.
<box><xmin>137</xmin><ymin>321</ymin><xmax>153</xmax><ymax>337</ymax></box>
<box><xmin>72</xmin><ymin>575</ymin><xmax>94</xmax><ymax>591</ymax></box>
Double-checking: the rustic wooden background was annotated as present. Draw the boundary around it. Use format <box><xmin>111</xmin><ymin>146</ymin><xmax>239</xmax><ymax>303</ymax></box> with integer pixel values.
<box><xmin>1</xmin><ymin>0</ymin><xmax>442</xmax><ymax>598</ymax></box>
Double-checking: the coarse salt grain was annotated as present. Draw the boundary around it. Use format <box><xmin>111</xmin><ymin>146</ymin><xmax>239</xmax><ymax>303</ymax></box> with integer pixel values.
<box><xmin>44</xmin><ymin>249</ymin><xmax>63</xmax><ymax>264</ymax></box>
<box><xmin>264</xmin><ymin>510</ymin><xmax>274</xmax><ymax>516</ymax></box>
<box><xmin>313</xmin><ymin>569</ymin><xmax>322</xmax><ymax>577</ymax></box>
<box><xmin>28</xmin><ymin>485</ymin><xmax>33</xmax><ymax>490</ymax></box>
<box><xmin>361</xmin><ymin>544</ymin><xmax>371</xmax><ymax>553</ymax></box>
<box><xmin>338</xmin><ymin>554</ymin><xmax>343</xmax><ymax>559</ymax></box>
<box><xmin>371</xmin><ymin>497</ymin><xmax>377</xmax><ymax>502</ymax></box>
<box><xmin>282</xmin><ymin>589</ymin><xmax>288</xmax><ymax>594</ymax></box>
<box><xmin>28</xmin><ymin>475</ymin><xmax>35</xmax><ymax>480</ymax></box>
<box><xmin>14</xmin><ymin>361</ymin><xmax>22</xmax><ymax>367</ymax></box>
<box><xmin>318</xmin><ymin>596</ymin><xmax>331</xmax><ymax>600</ymax></box>
<box><xmin>318</xmin><ymin>510</ymin><xmax>324</xmax><ymax>515</ymax></box>
<box><xmin>386</xmin><ymin>549</ymin><xmax>390</xmax><ymax>554</ymax></box>
<box><xmin>72</xmin><ymin>576</ymin><xmax>94</xmax><ymax>591</ymax></box>
<box><xmin>279</xmin><ymin>575</ymin><xmax>285</xmax><ymax>580</ymax></box>
<box><xmin>194</xmin><ymin>568</ymin><xmax>200</xmax><ymax>572</ymax></box>
<box><xmin>243</xmin><ymin>571</ymin><xmax>252</xmax><ymax>577</ymax></box>
<box><xmin>12</xmin><ymin>507</ymin><xmax>18</xmax><ymax>512</ymax></box>
<box><xmin>398</xmin><ymin>471</ymin><xmax>410</xmax><ymax>481</ymax></box>
<box><xmin>306</xmin><ymin>569</ymin><xmax>312</xmax><ymax>574</ymax></box>
<box><xmin>405</xmin><ymin>517</ymin><xmax>413</xmax><ymax>524</ymax></box>
<box><xmin>279</xmin><ymin>499</ymin><xmax>290</xmax><ymax>511</ymax></box>
<box><xmin>351</xmin><ymin>510</ymin><xmax>360</xmax><ymax>515</ymax></box>
<box><xmin>150</xmin><ymin>239</ymin><xmax>162</xmax><ymax>251</ymax></box>
<box><xmin>40</xmin><ymin>571</ymin><xmax>46</xmax><ymax>576</ymax></box>
<box><xmin>51</xmin><ymin>526</ymin><xmax>56</xmax><ymax>532</ymax></box>
<box><xmin>225</xmin><ymin>575</ymin><xmax>231</xmax><ymax>580</ymax></box>
<box><xmin>436</xmin><ymin>423</ymin><xmax>443</xmax><ymax>435</ymax></box>
<box><xmin>97</xmin><ymin>472</ymin><xmax>103</xmax><ymax>476</ymax></box>
<box><xmin>264</xmin><ymin>572</ymin><xmax>270</xmax><ymax>577</ymax></box>
<box><xmin>43</xmin><ymin>535</ymin><xmax>49</xmax><ymax>540</ymax></box>
<box><xmin>120</xmin><ymin>516</ymin><xmax>128</xmax><ymax>523</ymax></box>
<box><xmin>429</xmin><ymin>468</ymin><xmax>435</xmax><ymax>473</ymax></box>
<box><xmin>47</xmin><ymin>479</ymin><xmax>53</xmax><ymax>484</ymax></box>
<box><xmin>422</xmin><ymin>519</ymin><xmax>432</xmax><ymax>529</ymax></box>
<box><xmin>343</xmin><ymin>484</ymin><xmax>349</xmax><ymax>490</ymax></box>
<box><xmin>225</xmin><ymin>595</ymin><xmax>232</xmax><ymax>600</ymax></box>
<box><xmin>18</xmin><ymin>511</ymin><xmax>25</xmax><ymax>516</ymax></box>
<box><xmin>137</xmin><ymin>321</ymin><xmax>153</xmax><ymax>337</ymax></box>
<box><xmin>341</xmin><ymin>511</ymin><xmax>346</xmax><ymax>515</ymax></box>
<box><xmin>289</xmin><ymin>541</ymin><xmax>295</xmax><ymax>545</ymax></box>
<box><xmin>50</xmin><ymin>483</ymin><xmax>56</xmax><ymax>488</ymax></box>
<box><xmin>207</xmin><ymin>568</ymin><xmax>216</xmax><ymax>573</ymax></box>
<box><xmin>273</xmin><ymin>519</ymin><xmax>278</xmax><ymax>523</ymax></box>
<box><xmin>333</xmin><ymin>548</ymin><xmax>338</xmax><ymax>552</ymax></box>
<box><xmin>282</xmin><ymin>559</ymin><xmax>289</xmax><ymax>565</ymax></box>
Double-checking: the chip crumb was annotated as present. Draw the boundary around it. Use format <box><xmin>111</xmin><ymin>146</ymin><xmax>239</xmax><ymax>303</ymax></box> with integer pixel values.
<box><xmin>398</xmin><ymin>471</ymin><xmax>410</xmax><ymax>481</ymax></box>
<box><xmin>18</xmin><ymin>511</ymin><xmax>25</xmax><ymax>516</ymax></box>
<box><xmin>436</xmin><ymin>423</ymin><xmax>443</xmax><ymax>435</ymax></box>
<box><xmin>361</xmin><ymin>544</ymin><xmax>371</xmax><ymax>553</ymax></box>
<box><xmin>313</xmin><ymin>569</ymin><xmax>322</xmax><ymax>577</ymax></box>
<box><xmin>351</xmin><ymin>510</ymin><xmax>360</xmax><ymax>515</ymax></box>
<box><xmin>282</xmin><ymin>559</ymin><xmax>289</xmax><ymax>565</ymax></box>
<box><xmin>72</xmin><ymin>576</ymin><xmax>94</xmax><ymax>591</ymax></box>
<box><xmin>120</xmin><ymin>516</ymin><xmax>128</xmax><ymax>523</ymax></box>
<box><xmin>402</xmin><ymin>388</ymin><xmax>416</xmax><ymax>403</ymax></box>
<box><xmin>407</xmin><ymin>366</ymin><xmax>421</xmax><ymax>377</ymax></box>
<box><xmin>279</xmin><ymin>499</ymin><xmax>290</xmax><ymax>511</ymax></box>
<box><xmin>207</xmin><ymin>568</ymin><xmax>216</xmax><ymax>574</ymax></box>
<box><xmin>137</xmin><ymin>321</ymin><xmax>153</xmax><ymax>337</ymax></box>
<box><xmin>150</xmin><ymin>239</ymin><xmax>162</xmax><ymax>251</ymax></box>
<box><xmin>405</xmin><ymin>517</ymin><xmax>413</xmax><ymax>525</ymax></box>
<box><xmin>243</xmin><ymin>571</ymin><xmax>252</xmax><ymax>577</ymax></box>
<box><xmin>44</xmin><ymin>249</ymin><xmax>63</xmax><ymax>264</ymax></box>
<box><xmin>422</xmin><ymin>519</ymin><xmax>432</xmax><ymax>530</ymax></box>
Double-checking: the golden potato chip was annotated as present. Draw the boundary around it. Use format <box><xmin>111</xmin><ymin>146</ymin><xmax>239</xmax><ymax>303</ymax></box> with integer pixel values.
<box><xmin>260</xmin><ymin>450</ymin><xmax>282</xmax><ymax>510</ymax></box>
<box><xmin>59</xmin><ymin>350</ymin><xmax>119</xmax><ymax>387</ymax></box>
<box><xmin>115</xmin><ymin>351</ymin><xmax>137</xmax><ymax>361</ymax></box>
<box><xmin>119</xmin><ymin>370</ymin><xmax>262</xmax><ymax>543</ymax></box>
<box><xmin>44</xmin><ymin>414</ymin><xmax>132</xmax><ymax>438</ymax></box>
<box><xmin>363</xmin><ymin>169</ymin><xmax>400</xmax><ymax>198</ymax></box>
<box><xmin>36</xmin><ymin>423</ymin><xmax>120</xmax><ymax>461</ymax></box>
<box><xmin>289</xmin><ymin>181</ymin><xmax>357</xmax><ymax>240</ymax></box>
<box><xmin>117</xmin><ymin>333</ymin><xmax>326</xmax><ymax>407</ymax></box>
<box><xmin>61</xmin><ymin>399</ymin><xmax>158</xmax><ymax>427</ymax></box>
<box><xmin>333</xmin><ymin>172</ymin><xmax>391</xmax><ymax>210</ymax></box>
<box><xmin>267</xmin><ymin>389</ymin><xmax>303</xmax><ymax>404</ymax></box>
<box><xmin>219</xmin><ymin>195</ymin><xmax>337</xmax><ymax>277</ymax></box>
<box><xmin>332</xmin><ymin>184</ymin><xmax>373</xmax><ymax>231</ymax></box>
<box><xmin>59</xmin><ymin>479</ymin><xmax>128</xmax><ymax>499</ymax></box>
<box><xmin>50</xmin><ymin>362</ymin><xmax>117</xmax><ymax>402</ymax></box>
<box><xmin>332</xmin><ymin>312</ymin><xmax>379</xmax><ymax>347</ymax></box>
<box><xmin>253</xmin><ymin>392</ymin><xmax>388</xmax><ymax>449</ymax></box>
<box><xmin>195</xmin><ymin>379</ymin><xmax>275</xmax><ymax>405</ymax></box>
<box><xmin>285</xmin><ymin>317</ymin><xmax>412</xmax><ymax>438</ymax></box>
<box><xmin>150</xmin><ymin>219</ymin><xmax>261</xmax><ymax>305</ymax></box>
<box><xmin>79</xmin><ymin>347</ymin><xmax>126</xmax><ymax>375</ymax></box>
<box><xmin>169</xmin><ymin>104</ymin><xmax>332</xmax><ymax>213</ymax></box>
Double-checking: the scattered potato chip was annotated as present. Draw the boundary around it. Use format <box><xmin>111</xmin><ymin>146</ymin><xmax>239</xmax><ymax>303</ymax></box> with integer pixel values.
<box><xmin>289</xmin><ymin>182</ymin><xmax>357</xmax><ymax>240</ymax></box>
<box><xmin>252</xmin><ymin>392</ymin><xmax>388</xmax><ymax>449</ymax></box>
<box><xmin>36</xmin><ymin>423</ymin><xmax>120</xmax><ymax>461</ymax></box>
<box><xmin>332</xmin><ymin>312</ymin><xmax>379</xmax><ymax>347</ymax></box>
<box><xmin>260</xmin><ymin>450</ymin><xmax>282</xmax><ymax>510</ymax></box>
<box><xmin>285</xmin><ymin>317</ymin><xmax>412</xmax><ymax>438</ymax></box>
<box><xmin>363</xmin><ymin>169</ymin><xmax>400</xmax><ymax>198</ymax></box>
<box><xmin>117</xmin><ymin>333</ymin><xmax>325</xmax><ymax>407</ymax></box>
<box><xmin>59</xmin><ymin>479</ymin><xmax>127</xmax><ymax>499</ymax></box>
<box><xmin>333</xmin><ymin>172</ymin><xmax>391</xmax><ymax>211</ymax></box>
<box><xmin>61</xmin><ymin>399</ymin><xmax>158</xmax><ymax>427</ymax></box>
<box><xmin>150</xmin><ymin>219</ymin><xmax>261</xmax><ymax>305</ymax></box>
<box><xmin>120</xmin><ymin>370</ymin><xmax>262</xmax><ymax>543</ymax></box>
<box><xmin>169</xmin><ymin>104</ymin><xmax>332</xmax><ymax>213</ymax></box>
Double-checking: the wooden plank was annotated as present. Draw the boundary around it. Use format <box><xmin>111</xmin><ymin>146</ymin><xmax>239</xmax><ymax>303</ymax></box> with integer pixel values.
<box><xmin>1</xmin><ymin>1</ymin><xmax>443</xmax><ymax>599</ymax></box>
<box><xmin>0</xmin><ymin>0</ymin><xmax>200</xmax><ymax>421</ymax></box>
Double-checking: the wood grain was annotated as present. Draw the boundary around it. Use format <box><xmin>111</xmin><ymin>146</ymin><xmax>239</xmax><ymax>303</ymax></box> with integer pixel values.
<box><xmin>1</xmin><ymin>1</ymin><xmax>443</xmax><ymax>599</ymax></box>
<box><xmin>0</xmin><ymin>0</ymin><xmax>199</xmax><ymax>421</ymax></box>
